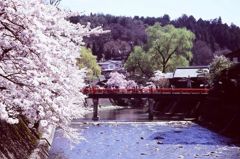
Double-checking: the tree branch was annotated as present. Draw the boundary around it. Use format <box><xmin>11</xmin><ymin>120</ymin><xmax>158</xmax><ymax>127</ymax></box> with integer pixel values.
<box><xmin>165</xmin><ymin>46</ymin><xmax>179</xmax><ymax>64</ymax></box>
<box><xmin>0</xmin><ymin>73</ymin><xmax>25</xmax><ymax>87</ymax></box>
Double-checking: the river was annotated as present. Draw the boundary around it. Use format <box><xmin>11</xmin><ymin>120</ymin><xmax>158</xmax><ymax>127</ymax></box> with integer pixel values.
<box><xmin>49</xmin><ymin>103</ymin><xmax>240</xmax><ymax>159</ymax></box>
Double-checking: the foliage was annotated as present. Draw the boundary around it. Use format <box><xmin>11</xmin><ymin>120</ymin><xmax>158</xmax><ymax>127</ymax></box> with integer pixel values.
<box><xmin>150</xmin><ymin>71</ymin><xmax>170</xmax><ymax>88</ymax></box>
<box><xmin>69</xmin><ymin>14</ymin><xmax>240</xmax><ymax>64</ymax></box>
<box><xmin>106</xmin><ymin>72</ymin><xmax>137</xmax><ymax>88</ymax></box>
<box><xmin>125</xmin><ymin>24</ymin><xmax>195</xmax><ymax>82</ymax></box>
<box><xmin>124</xmin><ymin>46</ymin><xmax>154</xmax><ymax>82</ymax></box>
<box><xmin>70</xmin><ymin>14</ymin><xmax>147</xmax><ymax>60</ymax></box>
<box><xmin>192</xmin><ymin>40</ymin><xmax>213</xmax><ymax>65</ymax></box>
<box><xmin>150</xmin><ymin>70</ymin><xmax>166</xmax><ymax>80</ymax></box>
<box><xmin>209</xmin><ymin>55</ymin><xmax>233</xmax><ymax>84</ymax></box>
<box><xmin>126</xmin><ymin>80</ymin><xmax>138</xmax><ymax>88</ymax></box>
<box><xmin>0</xmin><ymin>0</ymin><xmax>106</xmax><ymax>141</ymax></box>
<box><xmin>103</xmin><ymin>40</ymin><xmax>131</xmax><ymax>60</ymax></box>
<box><xmin>76</xmin><ymin>47</ymin><xmax>101</xmax><ymax>82</ymax></box>
<box><xmin>146</xmin><ymin>23</ymin><xmax>195</xmax><ymax>72</ymax></box>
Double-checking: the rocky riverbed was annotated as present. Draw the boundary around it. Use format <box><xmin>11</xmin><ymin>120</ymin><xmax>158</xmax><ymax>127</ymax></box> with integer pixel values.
<box><xmin>49</xmin><ymin>121</ymin><xmax>240</xmax><ymax>159</ymax></box>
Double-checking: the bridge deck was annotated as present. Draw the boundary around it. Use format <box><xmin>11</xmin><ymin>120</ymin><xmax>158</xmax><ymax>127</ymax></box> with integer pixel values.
<box><xmin>82</xmin><ymin>88</ymin><xmax>209</xmax><ymax>98</ymax></box>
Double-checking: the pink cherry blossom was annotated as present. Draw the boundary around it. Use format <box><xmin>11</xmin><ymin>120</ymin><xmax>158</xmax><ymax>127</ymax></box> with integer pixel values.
<box><xmin>106</xmin><ymin>72</ymin><xmax>137</xmax><ymax>88</ymax></box>
<box><xmin>0</xmin><ymin>0</ymin><xmax>107</xmax><ymax>140</ymax></box>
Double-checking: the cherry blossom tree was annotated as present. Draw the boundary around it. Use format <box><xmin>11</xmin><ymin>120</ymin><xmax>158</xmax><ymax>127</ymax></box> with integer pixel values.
<box><xmin>42</xmin><ymin>0</ymin><xmax>61</xmax><ymax>6</ymax></box>
<box><xmin>0</xmin><ymin>0</ymin><xmax>107</xmax><ymax>141</ymax></box>
<box><xmin>49</xmin><ymin>0</ymin><xmax>61</xmax><ymax>6</ymax></box>
<box><xmin>126</xmin><ymin>80</ymin><xmax>138</xmax><ymax>88</ymax></box>
<box><xmin>209</xmin><ymin>55</ymin><xmax>232</xmax><ymax>85</ymax></box>
<box><xmin>106</xmin><ymin>72</ymin><xmax>137</xmax><ymax>88</ymax></box>
<box><xmin>150</xmin><ymin>70</ymin><xmax>170</xmax><ymax>88</ymax></box>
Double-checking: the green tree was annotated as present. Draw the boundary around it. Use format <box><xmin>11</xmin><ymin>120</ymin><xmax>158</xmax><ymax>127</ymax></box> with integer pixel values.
<box><xmin>192</xmin><ymin>40</ymin><xmax>213</xmax><ymax>65</ymax></box>
<box><xmin>146</xmin><ymin>23</ymin><xmax>195</xmax><ymax>72</ymax></box>
<box><xmin>76</xmin><ymin>47</ymin><xmax>101</xmax><ymax>82</ymax></box>
<box><xmin>125</xmin><ymin>46</ymin><xmax>153</xmax><ymax>83</ymax></box>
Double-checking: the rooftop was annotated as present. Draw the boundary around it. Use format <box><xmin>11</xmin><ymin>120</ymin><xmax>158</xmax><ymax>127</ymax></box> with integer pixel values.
<box><xmin>98</xmin><ymin>60</ymin><xmax>122</xmax><ymax>65</ymax></box>
<box><xmin>174</xmin><ymin>66</ymin><xmax>209</xmax><ymax>78</ymax></box>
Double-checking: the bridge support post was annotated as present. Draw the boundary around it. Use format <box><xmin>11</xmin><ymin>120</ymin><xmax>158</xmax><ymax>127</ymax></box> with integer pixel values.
<box><xmin>148</xmin><ymin>98</ymin><xmax>154</xmax><ymax>120</ymax></box>
<box><xmin>92</xmin><ymin>98</ymin><xmax>99</xmax><ymax>121</ymax></box>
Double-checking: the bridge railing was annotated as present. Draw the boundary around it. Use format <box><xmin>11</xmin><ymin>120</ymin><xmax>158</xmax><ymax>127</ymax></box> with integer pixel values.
<box><xmin>81</xmin><ymin>87</ymin><xmax>209</xmax><ymax>95</ymax></box>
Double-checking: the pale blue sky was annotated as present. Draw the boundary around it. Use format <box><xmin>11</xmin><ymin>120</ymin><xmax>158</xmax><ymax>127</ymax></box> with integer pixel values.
<box><xmin>60</xmin><ymin>0</ymin><xmax>240</xmax><ymax>26</ymax></box>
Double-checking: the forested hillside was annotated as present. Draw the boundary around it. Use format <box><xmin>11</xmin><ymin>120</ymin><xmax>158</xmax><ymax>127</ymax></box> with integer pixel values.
<box><xmin>69</xmin><ymin>14</ymin><xmax>240</xmax><ymax>65</ymax></box>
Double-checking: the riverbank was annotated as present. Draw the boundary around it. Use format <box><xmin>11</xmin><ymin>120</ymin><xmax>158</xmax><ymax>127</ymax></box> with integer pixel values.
<box><xmin>197</xmin><ymin>95</ymin><xmax>240</xmax><ymax>140</ymax></box>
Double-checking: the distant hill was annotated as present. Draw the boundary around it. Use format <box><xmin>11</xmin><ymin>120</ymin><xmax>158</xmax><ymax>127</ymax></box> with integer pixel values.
<box><xmin>69</xmin><ymin>14</ymin><xmax>240</xmax><ymax>65</ymax></box>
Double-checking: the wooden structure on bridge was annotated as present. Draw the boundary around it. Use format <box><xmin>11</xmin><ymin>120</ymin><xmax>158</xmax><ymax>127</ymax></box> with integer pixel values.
<box><xmin>82</xmin><ymin>87</ymin><xmax>209</xmax><ymax>121</ymax></box>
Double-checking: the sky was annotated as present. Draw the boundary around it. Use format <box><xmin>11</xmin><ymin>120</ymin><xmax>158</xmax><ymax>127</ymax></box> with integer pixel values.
<box><xmin>60</xmin><ymin>0</ymin><xmax>240</xmax><ymax>26</ymax></box>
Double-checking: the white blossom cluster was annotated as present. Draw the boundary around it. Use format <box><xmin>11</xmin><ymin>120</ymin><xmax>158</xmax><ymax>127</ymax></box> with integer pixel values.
<box><xmin>0</xmin><ymin>0</ymin><xmax>106</xmax><ymax>139</ymax></box>
<box><xmin>150</xmin><ymin>70</ymin><xmax>170</xmax><ymax>88</ymax></box>
<box><xmin>106</xmin><ymin>72</ymin><xmax>137</xmax><ymax>88</ymax></box>
<box><xmin>151</xmin><ymin>70</ymin><xmax>166</xmax><ymax>81</ymax></box>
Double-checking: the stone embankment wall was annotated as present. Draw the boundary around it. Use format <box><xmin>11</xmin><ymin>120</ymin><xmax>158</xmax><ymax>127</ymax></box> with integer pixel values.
<box><xmin>0</xmin><ymin>117</ymin><xmax>54</xmax><ymax>159</ymax></box>
<box><xmin>198</xmin><ymin>92</ymin><xmax>240</xmax><ymax>138</ymax></box>
<box><xmin>0</xmin><ymin>117</ymin><xmax>38</xmax><ymax>159</ymax></box>
<box><xmin>198</xmin><ymin>64</ymin><xmax>240</xmax><ymax>139</ymax></box>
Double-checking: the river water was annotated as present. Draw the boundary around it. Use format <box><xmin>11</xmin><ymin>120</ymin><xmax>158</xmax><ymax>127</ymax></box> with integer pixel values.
<box><xmin>49</xmin><ymin>104</ymin><xmax>240</xmax><ymax>159</ymax></box>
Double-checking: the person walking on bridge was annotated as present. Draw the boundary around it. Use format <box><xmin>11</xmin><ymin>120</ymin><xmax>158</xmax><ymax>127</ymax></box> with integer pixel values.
<box><xmin>187</xmin><ymin>76</ymin><xmax>192</xmax><ymax>88</ymax></box>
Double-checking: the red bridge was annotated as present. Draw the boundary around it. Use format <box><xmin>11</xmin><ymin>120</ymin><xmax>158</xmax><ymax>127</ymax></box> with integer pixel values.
<box><xmin>82</xmin><ymin>87</ymin><xmax>209</xmax><ymax>121</ymax></box>
<box><xmin>82</xmin><ymin>87</ymin><xmax>209</xmax><ymax>98</ymax></box>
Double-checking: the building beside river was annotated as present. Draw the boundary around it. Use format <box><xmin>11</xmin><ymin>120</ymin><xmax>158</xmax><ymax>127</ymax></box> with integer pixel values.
<box><xmin>170</xmin><ymin>66</ymin><xmax>209</xmax><ymax>88</ymax></box>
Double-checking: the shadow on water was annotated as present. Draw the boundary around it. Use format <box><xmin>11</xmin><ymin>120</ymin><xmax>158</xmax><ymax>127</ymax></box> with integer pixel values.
<box><xmin>73</xmin><ymin>98</ymin><xmax>199</xmax><ymax>123</ymax></box>
<box><xmin>73</xmin><ymin>107</ymin><xmax>193</xmax><ymax>123</ymax></box>
<box><xmin>82</xmin><ymin>107</ymin><xmax>150</xmax><ymax>122</ymax></box>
